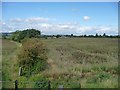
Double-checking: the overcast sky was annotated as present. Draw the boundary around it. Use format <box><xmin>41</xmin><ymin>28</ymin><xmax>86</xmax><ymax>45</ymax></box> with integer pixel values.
<box><xmin>2</xmin><ymin>2</ymin><xmax>118</xmax><ymax>35</ymax></box>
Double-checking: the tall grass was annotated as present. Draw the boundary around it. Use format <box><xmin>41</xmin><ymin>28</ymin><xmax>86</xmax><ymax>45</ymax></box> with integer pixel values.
<box><xmin>42</xmin><ymin>38</ymin><xmax>118</xmax><ymax>88</ymax></box>
<box><xmin>2</xmin><ymin>38</ymin><xmax>118</xmax><ymax>88</ymax></box>
<box><xmin>2</xmin><ymin>39</ymin><xmax>18</xmax><ymax>88</ymax></box>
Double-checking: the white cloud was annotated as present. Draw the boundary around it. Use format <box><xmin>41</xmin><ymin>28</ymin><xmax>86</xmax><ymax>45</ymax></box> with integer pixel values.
<box><xmin>9</xmin><ymin>17</ymin><xmax>49</xmax><ymax>23</ymax></box>
<box><xmin>10</xmin><ymin>18</ymin><xmax>23</xmax><ymax>22</ymax></box>
<box><xmin>25</xmin><ymin>17</ymin><xmax>49</xmax><ymax>22</ymax></box>
<box><xmin>83</xmin><ymin>16</ymin><xmax>91</xmax><ymax>21</ymax></box>
<box><xmin>40</xmin><ymin>23</ymin><xmax>52</xmax><ymax>28</ymax></box>
<box><xmin>2</xmin><ymin>22</ymin><xmax>6</xmax><ymax>25</ymax></box>
<box><xmin>2</xmin><ymin>22</ymin><xmax>14</xmax><ymax>33</ymax></box>
<box><xmin>2</xmin><ymin>17</ymin><xmax>118</xmax><ymax>35</ymax></box>
<box><xmin>56</xmin><ymin>24</ymin><xmax>70</xmax><ymax>29</ymax></box>
<box><xmin>76</xmin><ymin>26</ymin><xmax>118</xmax><ymax>35</ymax></box>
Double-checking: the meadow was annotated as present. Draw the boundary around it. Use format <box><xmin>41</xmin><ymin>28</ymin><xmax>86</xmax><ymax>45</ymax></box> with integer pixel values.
<box><xmin>2</xmin><ymin>38</ymin><xmax>118</xmax><ymax>88</ymax></box>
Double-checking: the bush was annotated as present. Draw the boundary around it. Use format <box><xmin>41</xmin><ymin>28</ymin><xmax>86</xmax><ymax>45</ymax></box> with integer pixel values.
<box><xmin>17</xmin><ymin>38</ymin><xmax>48</xmax><ymax>76</ymax></box>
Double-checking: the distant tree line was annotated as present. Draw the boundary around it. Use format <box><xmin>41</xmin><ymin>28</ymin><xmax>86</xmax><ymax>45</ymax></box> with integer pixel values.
<box><xmin>1</xmin><ymin>29</ymin><xmax>119</xmax><ymax>40</ymax></box>
<box><xmin>1</xmin><ymin>33</ymin><xmax>12</xmax><ymax>39</ymax></box>
<box><xmin>41</xmin><ymin>33</ymin><xmax>119</xmax><ymax>39</ymax></box>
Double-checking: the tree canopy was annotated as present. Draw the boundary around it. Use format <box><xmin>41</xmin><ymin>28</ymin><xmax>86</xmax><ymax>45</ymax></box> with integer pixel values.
<box><xmin>10</xmin><ymin>29</ymin><xmax>41</xmax><ymax>42</ymax></box>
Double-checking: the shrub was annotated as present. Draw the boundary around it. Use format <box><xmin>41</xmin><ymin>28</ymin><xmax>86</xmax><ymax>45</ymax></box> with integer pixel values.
<box><xmin>17</xmin><ymin>38</ymin><xmax>48</xmax><ymax>76</ymax></box>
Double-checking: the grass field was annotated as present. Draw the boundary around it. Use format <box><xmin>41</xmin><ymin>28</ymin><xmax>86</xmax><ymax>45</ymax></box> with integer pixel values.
<box><xmin>2</xmin><ymin>39</ymin><xmax>18</xmax><ymax>88</ymax></box>
<box><xmin>2</xmin><ymin>38</ymin><xmax>118</xmax><ymax>88</ymax></box>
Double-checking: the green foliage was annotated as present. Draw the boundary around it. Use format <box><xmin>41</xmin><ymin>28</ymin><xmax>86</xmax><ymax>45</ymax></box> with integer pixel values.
<box><xmin>17</xmin><ymin>76</ymin><xmax>28</xmax><ymax>88</ymax></box>
<box><xmin>10</xmin><ymin>30</ymin><xmax>22</xmax><ymax>41</ymax></box>
<box><xmin>66</xmin><ymin>82</ymin><xmax>80</xmax><ymax>88</ymax></box>
<box><xmin>29</xmin><ymin>74</ymin><xmax>48</xmax><ymax>88</ymax></box>
<box><xmin>17</xmin><ymin>38</ymin><xmax>47</xmax><ymax>76</ymax></box>
<box><xmin>17</xmin><ymin>75</ymin><xmax>49</xmax><ymax>88</ymax></box>
<box><xmin>2</xmin><ymin>72</ymin><xmax>11</xmax><ymax>81</ymax></box>
<box><xmin>87</xmin><ymin>72</ymin><xmax>111</xmax><ymax>83</ymax></box>
<box><xmin>10</xmin><ymin>29</ymin><xmax>41</xmax><ymax>42</ymax></box>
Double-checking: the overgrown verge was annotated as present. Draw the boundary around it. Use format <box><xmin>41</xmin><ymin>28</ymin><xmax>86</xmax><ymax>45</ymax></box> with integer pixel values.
<box><xmin>17</xmin><ymin>38</ymin><xmax>48</xmax><ymax>76</ymax></box>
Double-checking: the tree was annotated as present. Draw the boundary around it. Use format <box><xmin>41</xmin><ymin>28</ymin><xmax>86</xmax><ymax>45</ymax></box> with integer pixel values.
<box><xmin>84</xmin><ymin>34</ymin><xmax>87</xmax><ymax>37</ymax></box>
<box><xmin>103</xmin><ymin>33</ymin><xmax>106</xmax><ymax>37</ymax></box>
<box><xmin>71</xmin><ymin>34</ymin><xmax>73</xmax><ymax>37</ymax></box>
<box><xmin>99</xmin><ymin>35</ymin><xmax>102</xmax><ymax>37</ymax></box>
<box><xmin>95</xmin><ymin>33</ymin><xmax>98</xmax><ymax>37</ymax></box>
<box><xmin>56</xmin><ymin>35</ymin><xmax>61</xmax><ymax>38</ymax></box>
<box><xmin>17</xmin><ymin>38</ymin><xmax>47</xmax><ymax>76</ymax></box>
<box><xmin>10</xmin><ymin>29</ymin><xmax>41</xmax><ymax>42</ymax></box>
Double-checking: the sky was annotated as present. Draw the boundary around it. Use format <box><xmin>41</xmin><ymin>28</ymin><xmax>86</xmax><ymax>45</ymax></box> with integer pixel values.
<box><xmin>2</xmin><ymin>0</ymin><xmax>120</xmax><ymax>2</ymax></box>
<box><xmin>1</xmin><ymin>2</ymin><xmax>118</xmax><ymax>35</ymax></box>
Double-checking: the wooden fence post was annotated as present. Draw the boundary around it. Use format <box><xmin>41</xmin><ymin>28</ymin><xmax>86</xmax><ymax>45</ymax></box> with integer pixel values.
<box><xmin>15</xmin><ymin>80</ymin><xmax>18</xmax><ymax>90</ymax></box>
<box><xmin>80</xmin><ymin>83</ymin><xmax>81</xmax><ymax>90</ymax></box>
<box><xmin>19</xmin><ymin>67</ymin><xmax>22</xmax><ymax>76</ymax></box>
<box><xmin>48</xmin><ymin>80</ymin><xmax>50</xmax><ymax>90</ymax></box>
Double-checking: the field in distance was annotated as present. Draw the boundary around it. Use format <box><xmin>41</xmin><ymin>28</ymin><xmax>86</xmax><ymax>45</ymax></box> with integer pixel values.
<box><xmin>2</xmin><ymin>38</ymin><xmax>118</xmax><ymax>88</ymax></box>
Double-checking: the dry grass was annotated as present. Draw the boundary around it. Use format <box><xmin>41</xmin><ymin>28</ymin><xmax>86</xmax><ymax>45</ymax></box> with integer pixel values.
<box><xmin>42</xmin><ymin>38</ymin><xmax>118</xmax><ymax>88</ymax></box>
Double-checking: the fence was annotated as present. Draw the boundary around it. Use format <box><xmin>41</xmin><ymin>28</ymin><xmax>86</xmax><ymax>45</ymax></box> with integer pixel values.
<box><xmin>2</xmin><ymin>80</ymin><xmax>51</xmax><ymax>90</ymax></box>
<box><xmin>2</xmin><ymin>80</ymin><xmax>81</xmax><ymax>89</ymax></box>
